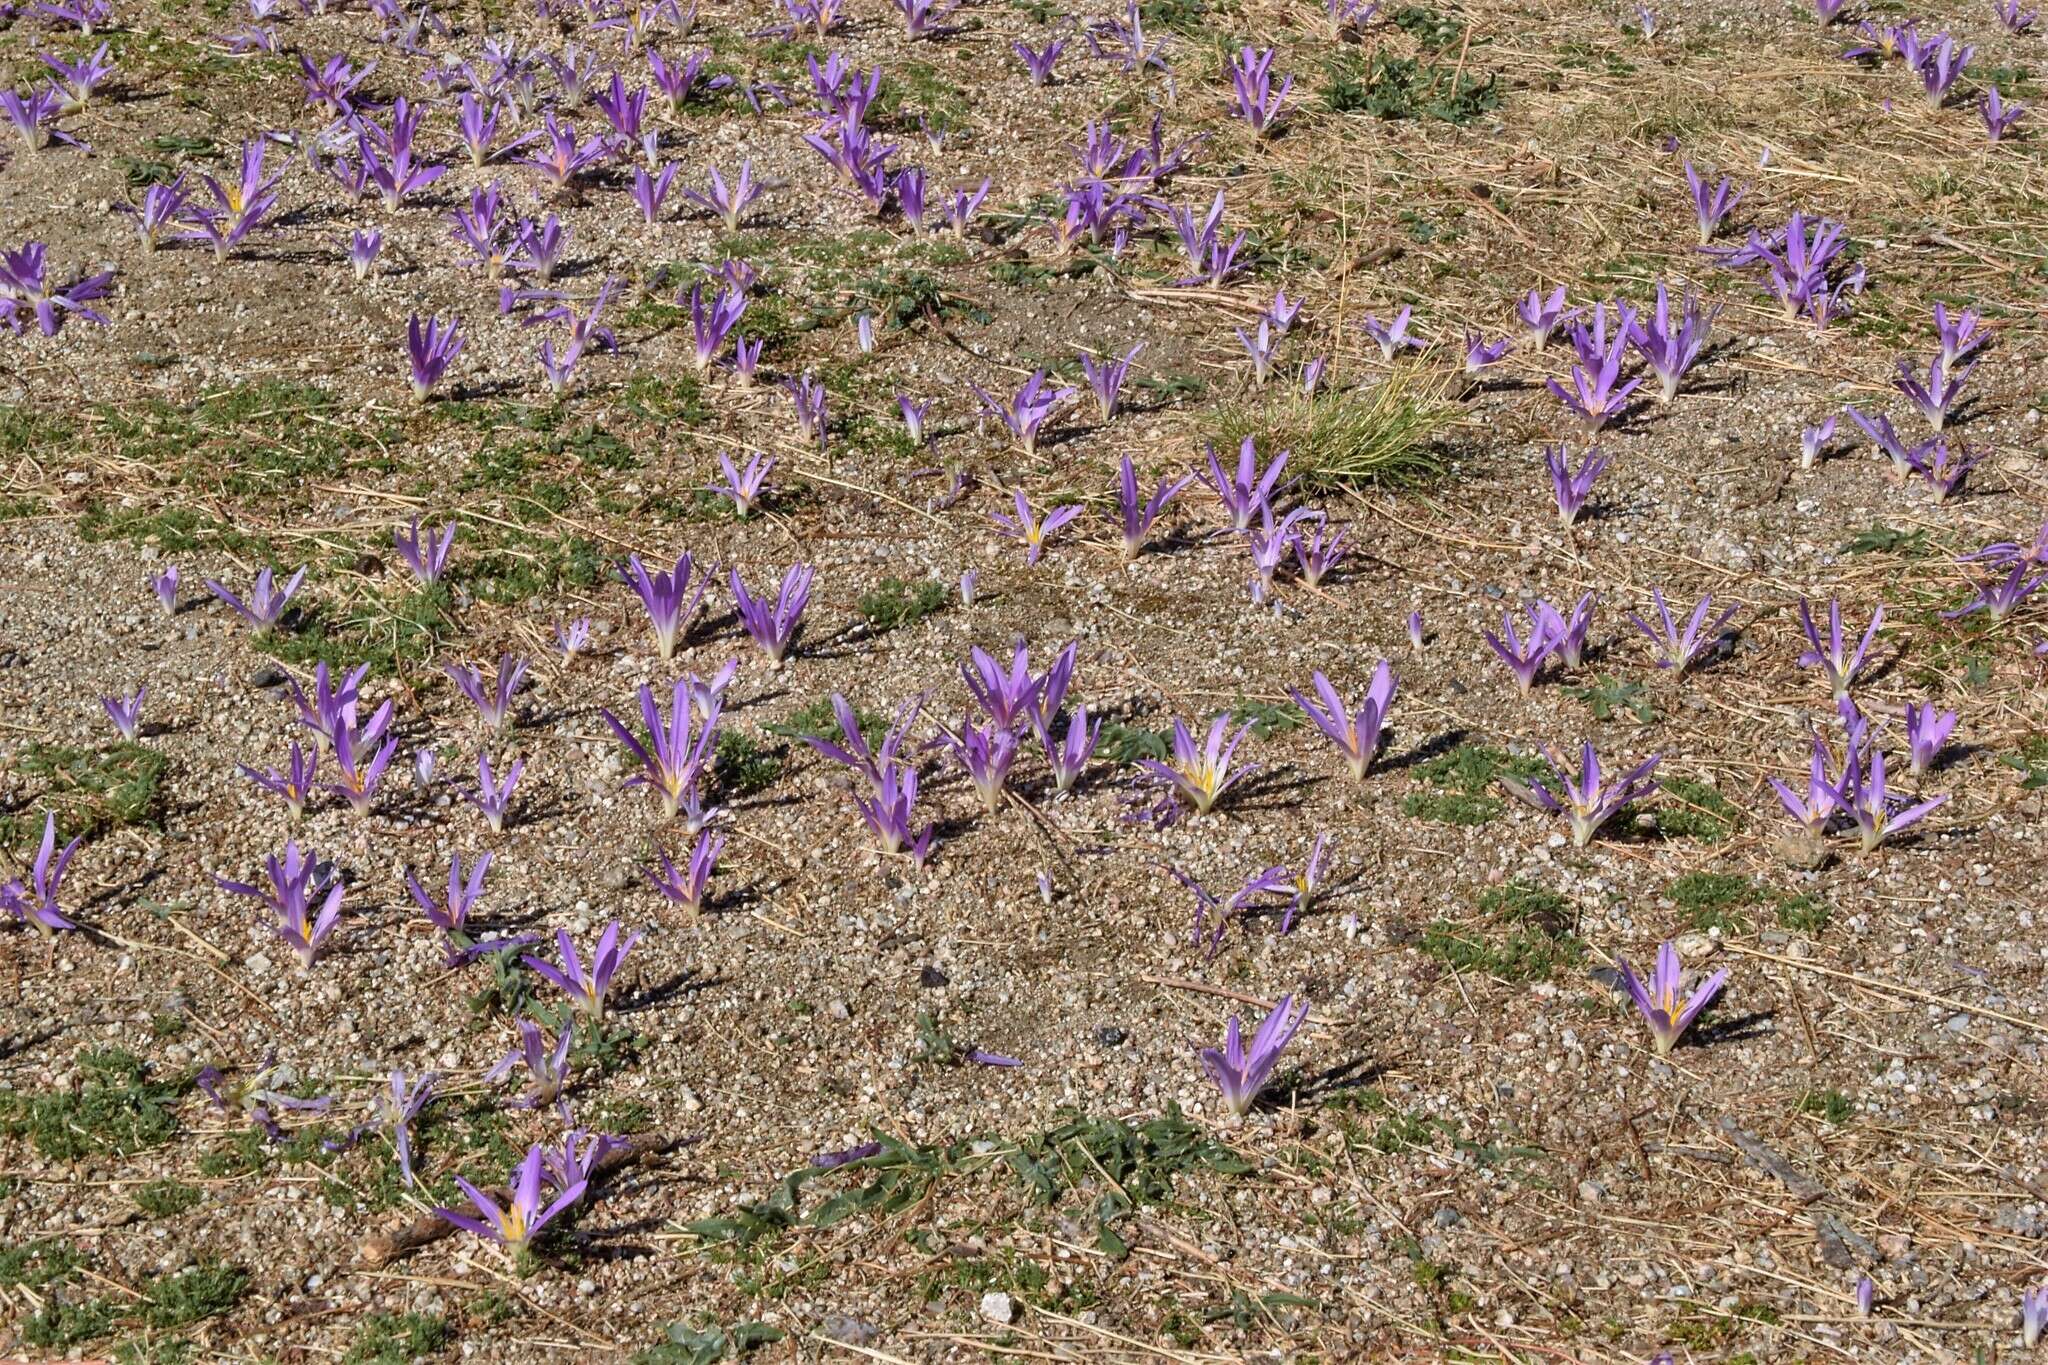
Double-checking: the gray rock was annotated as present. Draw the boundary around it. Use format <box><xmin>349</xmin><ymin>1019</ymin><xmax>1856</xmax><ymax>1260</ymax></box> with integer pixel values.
<box><xmin>819</xmin><ymin>1313</ymin><xmax>877</xmax><ymax>1346</ymax></box>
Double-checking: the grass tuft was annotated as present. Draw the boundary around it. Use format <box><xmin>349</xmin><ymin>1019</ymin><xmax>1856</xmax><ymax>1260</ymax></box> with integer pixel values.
<box><xmin>1213</xmin><ymin>368</ymin><xmax>1457</xmax><ymax>493</ymax></box>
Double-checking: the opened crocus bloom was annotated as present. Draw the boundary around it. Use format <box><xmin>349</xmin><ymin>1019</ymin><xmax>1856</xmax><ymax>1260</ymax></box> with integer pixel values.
<box><xmin>1616</xmin><ymin>941</ymin><xmax>1727</xmax><ymax>1056</ymax></box>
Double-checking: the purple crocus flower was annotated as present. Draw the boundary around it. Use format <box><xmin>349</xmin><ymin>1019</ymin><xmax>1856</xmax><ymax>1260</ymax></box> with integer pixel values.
<box><xmin>404</xmin><ymin>851</ymin><xmax>502</xmax><ymax>957</ymax></box>
<box><xmin>179</xmin><ymin>137</ymin><xmax>281</xmax><ymax>261</ymax></box>
<box><xmin>1931</xmin><ymin>303</ymin><xmax>1989</xmax><ymax>371</ymax></box>
<box><xmin>1546</xmin><ymin>444</ymin><xmax>1607</xmax><ymax>526</ymax></box>
<box><xmin>553</xmin><ymin>617</ymin><xmax>593</xmax><ymax>662</ymax></box>
<box><xmin>346</xmin><ymin>229</ymin><xmax>382</xmax><ymax>282</ymax></box>
<box><xmin>1169</xmin><ymin>190</ymin><xmax>1249</xmax><ymax>286</ymax></box>
<box><xmin>1893</xmin><ymin>356</ymin><xmax>1971</xmax><ymax>432</ymax></box>
<box><xmin>196</xmin><ymin>1054</ymin><xmax>330</xmax><ymax>1142</ymax></box>
<box><xmin>1199</xmin><ymin>436</ymin><xmax>1290</xmax><ymax>532</ymax></box>
<box><xmin>1844</xmin><ymin>407</ymin><xmax>1918</xmax><ymax>480</ymax></box>
<box><xmin>241</xmin><ymin>742</ymin><xmax>320</xmax><ymax>821</ymax></box>
<box><xmin>684</xmin><ymin>283</ymin><xmax>747</xmax><ymax>371</ymax></box>
<box><xmin>1463</xmin><ymin>330</ymin><xmax>1512</xmax><ymax>375</ymax></box>
<box><xmin>990</xmin><ymin>490</ymin><xmax>1083</xmax><ymax>566</ymax></box>
<box><xmin>1043</xmin><ymin>705</ymin><xmax>1100</xmax><ymax>793</ymax></box>
<box><xmin>405</xmin><ymin>314</ymin><xmax>464</xmax><ymax>402</ymax></box>
<box><xmin>1684</xmin><ymin>162</ymin><xmax>1746</xmax><ymax>244</ymax></box>
<box><xmin>1982</xmin><ymin>88</ymin><xmax>2028</xmax><ymax>141</ymax></box>
<box><xmin>943</xmin><ymin>720</ymin><xmax>1019</xmax><ymax>812</ymax></box>
<box><xmin>1077</xmin><ymin>343</ymin><xmax>1143</xmax><ymax>423</ymax></box>
<box><xmin>1630</xmin><ymin>588</ymin><xmax>1737</xmax><ymax>672</ymax></box>
<box><xmin>1627</xmin><ymin>283</ymin><xmax>1715</xmax><ymax>403</ymax></box>
<box><xmin>1533</xmin><ymin>594</ymin><xmax>1596</xmax><ymax>668</ymax></box>
<box><xmin>40</xmin><ymin>41</ymin><xmax>114</xmax><ymax>107</ymax></box>
<box><xmin>962</xmin><ymin>641</ymin><xmax>1044</xmax><ymax>733</ymax></box>
<box><xmin>786</xmin><ymin>371</ymin><xmax>829</xmax><ymax>447</ymax></box>
<box><xmin>216</xmin><ymin>841</ymin><xmax>345</xmax><ymax>967</ymax></box>
<box><xmin>1943</xmin><ymin>564</ymin><xmax>2044</xmax><ymax>620</ymax></box>
<box><xmin>467</xmin><ymin>754</ymin><xmax>524</xmax><ymax>834</ymax></box>
<box><xmin>1361</xmin><ymin>306</ymin><xmax>1423</xmax><ymax>360</ymax></box>
<box><xmin>1408</xmin><ymin>610</ymin><xmax>1425</xmax><ymax>649</ymax></box>
<box><xmin>1227</xmin><ymin>46</ymin><xmax>1292</xmax><ymax>134</ymax></box>
<box><xmin>1796</xmin><ymin>598</ymin><xmax>1882</xmax><ymax>698</ymax></box>
<box><xmin>1139</xmin><ymin>715</ymin><xmax>1259</xmax><ymax>816</ymax></box>
<box><xmin>729</xmin><ymin>563</ymin><xmax>813</xmax><ymax>664</ymax></box>
<box><xmin>206</xmin><ymin>566</ymin><xmax>305</xmax><ymax>634</ymax></box>
<box><xmin>525</xmin><ymin>922</ymin><xmax>642</xmax><ymax>1019</ymax></box>
<box><xmin>1012</xmin><ymin>36</ymin><xmax>1064</xmax><ymax>84</ymax></box>
<box><xmin>1549</xmin><ymin>301</ymin><xmax>1641</xmax><ymax>430</ymax></box>
<box><xmin>1</xmin><ymin>85</ymin><xmax>83</xmax><ymax>156</ymax></box>
<box><xmin>973</xmin><ymin>370</ymin><xmax>1075</xmax><ymax>457</ymax></box>
<box><xmin>1200</xmin><ymin>994</ymin><xmax>1308</xmax><ymax>1116</ymax></box>
<box><xmin>1281</xmin><ymin>833</ymin><xmax>1328</xmax><ymax>933</ymax></box>
<box><xmin>456</xmin><ymin>93</ymin><xmax>531</xmax><ymax>167</ymax></box>
<box><xmin>102</xmin><ymin>688</ymin><xmax>146</xmax><ymax>741</ymax></box>
<box><xmin>1978</xmin><ymin>523</ymin><xmax>2048</xmax><ymax>572</ymax></box>
<box><xmin>896</xmin><ymin>395</ymin><xmax>935</xmax><ymax>446</ymax></box>
<box><xmin>392</xmin><ymin>519</ymin><xmax>455</xmax><ymax>587</ymax></box>
<box><xmin>1903</xmin><ymin>437</ymin><xmax>1978</xmax><ymax>502</ymax></box>
<box><xmin>708</xmin><ymin>451</ymin><xmax>774</xmax><ymax>518</ymax></box>
<box><xmin>1799</xmin><ymin>417</ymin><xmax>1836</xmax><ymax>470</ymax></box>
<box><xmin>359</xmin><ymin>97</ymin><xmax>446</xmax><ymax>209</ymax></box>
<box><xmin>361</xmin><ymin>1070</ymin><xmax>437</xmax><ymax>1187</ymax></box>
<box><xmin>854</xmin><ymin>761</ymin><xmax>934</xmax><ymax>866</ymax></box>
<box><xmin>124</xmin><ymin>177</ymin><xmax>190</xmax><ymax>252</ymax></box>
<box><xmin>2</xmin><ymin>813</ymin><xmax>80</xmax><ymax>935</ymax></box>
<box><xmin>631</xmin><ymin>162</ymin><xmax>680</xmax><ymax>224</ymax></box>
<box><xmin>290</xmin><ymin>662</ymin><xmax>367</xmax><ymax>752</ymax></box>
<box><xmin>650</xmin><ymin>829</ymin><xmax>722</xmax><ymax>917</ymax></box>
<box><xmin>1902</xmin><ymin>701</ymin><xmax>1957</xmax><ymax>776</ymax></box>
<box><xmin>1842</xmin><ymin>743</ymin><xmax>1947</xmax><ymax>852</ymax></box>
<box><xmin>1483</xmin><ymin>606</ymin><xmax>1558</xmax><ymax>693</ymax></box>
<box><xmin>1517</xmin><ymin>285</ymin><xmax>1576</xmax><ymax>346</ymax></box>
<box><xmin>1293</xmin><ymin>518</ymin><xmax>1346</xmax><ymax>587</ymax></box>
<box><xmin>1616</xmin><ymin>941</ymin><xmax>1726</xmax><ymax>1055</ymax></box>
<box><xmin>1176</xmin><ymin>863</ymin><xmax>1293</xmax><ymax>956</ymax></box>
<box><xmin>0</xmin><ymin>240</ymin><xmax>109</xmax><ymax>335</ymax></box>
<box><xmin>1918</xmin><ymin>34</ymin><xmax>1974</xmax><ymax>106</ymax></box>
<box><xmin>1116</xmin><ymin>455</ymin><xmax>1190</xmax><ymax>559</ymax></box>
<box><xmin>1238</xmin><ymin>319</ymin><xmax>1282</xmax><ymax>386</ymax></box>
<box><xmin>1770</xmin><ymin>735</ymin><xmax>1849</xmax><ymax>838</ymax></box>
<box><xmin>894</xmin><ymin>0</ymin><xmax>960</xmax><ymax>35</ymax></box>
<box><xmin>445</xmin><ymin>655</ymin><xmax>528</xmax><ymax>730</ymax></box>
<box><xmin>1291</xmin><ymin>663</ymin><xmax>1396</xmax><ymax>781</ymax></box>
<box><xmin>520</xmin><ymin>112</ymin><xmax>609</xmax><ymax>190</ymax></box>
<box><xmin>436</xmin><ymin>1144</ymin><xmax>587</xmax><ymax>1255</ymax></box>
<box><xmin>2024</xmin><ymin>1285</ymin><xmax>2048</xmax><ymax>1348</ymax></box>
<box><xmin>623</xmin><ymin>551</ymin><xmax>711</xmax><ymax>661</ymax></box>
<box><xmin>329</xmin><ymin>712</ymin><xmax>399</xmax><ymax>816</ymax></box>
<box><xmin>603</xmin><ymin>680</ymin><xmax>718</xmax><ymax>818</ymax></box>
<box><xmin>681</xmin><ymin>160</ymin><xmax>764</xmax><ymax>231</ymax></box>
<box><xmin>486</xmin><ymin>1019</ymin><xmax>575</xmax><ymax>1116</ymax></box>
<box><xmin>1501</xmin><ymin>742</ymin><xmax>1662</xmax><ymax>846</ymax></box>
<box><xmin>805</xmin><ymin>693</ymin><xmax>921</xmax><ymax>794</ymax></box>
